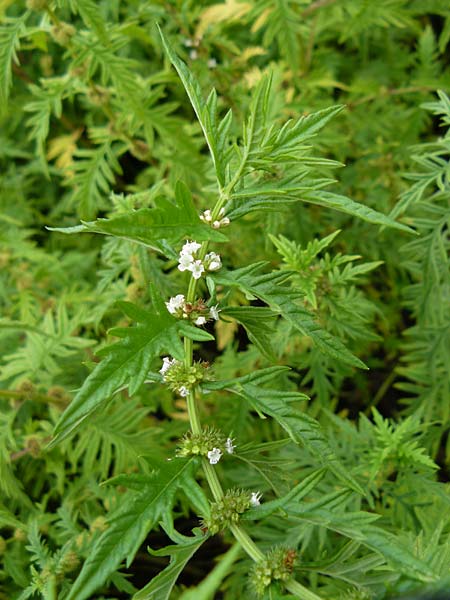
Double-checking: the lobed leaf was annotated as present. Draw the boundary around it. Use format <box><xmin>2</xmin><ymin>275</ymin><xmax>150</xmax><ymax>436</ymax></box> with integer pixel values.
<box><xmin>49</xmin><ymin>287</ymin><xmax>201</xmax><ymax>446</ymax></box>
<box><xmin>66</xmin><ymin>459</ymin><xmax>205</xmax><ymax>600</ymax></box>
<box><xmin>49</xmin><ymin>182</ymin><xmax>226</xmax><ymax>254</ymax></box>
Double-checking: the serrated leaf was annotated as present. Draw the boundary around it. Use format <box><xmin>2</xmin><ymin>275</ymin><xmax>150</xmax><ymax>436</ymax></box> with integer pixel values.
<box><xmin>49</xmin><ymin>287</ymin><xmax>196</xmax><ymax>446</ymax></box>
<box><xmin>69</xmin><ymin>139</ymin><xmax>122</xmax><ymax>220</ymax></box>
<box><xmin>231</xmin><ymin>382</ymin><xmax>363</xmax><ymax>494</ymax></box>
<box><xmin>0</xmin><ymin>15</ymin><xmax>26</xmax><ymax>112</ymax></box>
<box><xmin>213</xmin><ymin>263</ymin><xmax>367</xmax><ymax>369</ymax></box>
<box><xmin>49</xmin><ymin>181</ymin><xmax>226</xmax><ymax>253</ymax></box>
<box><xmin>158</xmin><ymin>28</ymin><xmax>226</xmax><ymax>185</ymax></box>
<box><xmin>204</xmin><ymin>365</ymin><xmax>292</xmax><ymax>391</ymax></box>
<box><xmin>133</xmin><ymin>536</ymin><xmax>205</xmax><ymax>600</ymax></box>
<box><xmin>221</xmin><ymin>306</ymin><xmax>278</xmax><ymax>360</ymax></box>
<box><xmin>68</xmin><ymin>0</ymin><xmax>108</xmax><ymax>44</ymax></box>
<box><xmin>227</xmin><ymin>176</ymin><xmax>335</xmax><ymax>219</ymax></box>
<box><xmin>290</xmin><ymin>501</ymin><xmax>436</xmax><ymax>582</ymax></box>
<box><xmin>242</xmin><ymin>468</ymin><xmax>326</xmax><ymax>521</ymax></box>
<box><xmin>301</xmin><ymin>190</ymin><xmax>414</xmax><ymax>233</ymax></box>
<box><xmin>66</xmin><ymin>459</ymin><xmax>205</xmax><ymax>600</ymax></box>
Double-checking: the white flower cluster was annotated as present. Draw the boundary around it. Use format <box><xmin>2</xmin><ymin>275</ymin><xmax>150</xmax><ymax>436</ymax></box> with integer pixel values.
<box><xmin>160</xmin><ymin>356</ymin><xmax>177</xmax><ymax>376</ymax></box>
<box><xmin>177</xmin><ymin>241</ymin><xmax>222</xmax><ymax>279</ymax></box>
<box><xmin>250</xmin><ymin>491</ymin><xmax>262</xmax><ymax>507</ymax></box>
<box><xmin>207</xmin><ymin>437</ymin><xmax>235</xmax><ymax>465</ymax></box>
<box><xmin>200</xmin><ymin>207</ymin><xmax>230</xmax><ymax>229</ymax></box>
<box><xmin>159</xmin><ymin>357</ymin><xmax>188</xmax><ymax>397</ymax></box>
<box><xmin>165</xmin><ymin>294</ymin><xmax>220</xmax><ymax>325</ymax></box>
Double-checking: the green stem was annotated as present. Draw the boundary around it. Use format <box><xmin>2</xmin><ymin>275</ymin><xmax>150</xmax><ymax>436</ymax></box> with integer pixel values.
<box><xmin>285</xmin><ymin>579</ymin><xmax>324</xmax><ymax>600</ymax></box>
<box><xmin>202</xmin><ymin>458</ymin><xmax>223</xmax><ymax>502</ymax></box>
<box><xmin>229</xmin><ymin>524</ymin><xmax>264</xmax><ymax>562</ymax></box>
<box><xmin>179</xmin><ymin>171</ymin><xmax>318</xmax><ymax>600</ymax></box>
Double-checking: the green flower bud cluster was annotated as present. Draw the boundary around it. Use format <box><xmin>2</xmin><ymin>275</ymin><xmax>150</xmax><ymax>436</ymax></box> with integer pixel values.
<box><xmin>51</xmin><ymin>23</ymin><xmax>76</xmax><ymax>46</ymax></box>
<box><xmin>56</xmin><ymin>549</ymin><xmax>80</xmax><ymax>576</ymax></box>
<box><xmin>202</xmin><ymin>488</ymin><xmax>252</xmax><ymax>534</ymax></box>
<box><xmin>177</xmin><ymin>427</ymin><xmax>226</xmax><ymax>458</ymax></box>
<box><xmin>250</xmin><ymin>547</ymin><xmax>297</xmax><ymax>597</ymax></box>
<box><xmin>26</xmin><ymin>0</ymin><xmax>47</xmax><ymax>11</ymax></box>
<box><xmin>161</xmin><ymin>358</ymin><xmax>210</xmax><ymax>397</ymax></box>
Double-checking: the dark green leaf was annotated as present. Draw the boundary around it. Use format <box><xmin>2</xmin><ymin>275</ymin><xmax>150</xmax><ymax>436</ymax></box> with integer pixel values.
<box><xmin>133</xmin><ymin>536</ymin><xmax>205</xmax><ymax>600</ymax></box>
<box><xmin>232</xmin><ymin>383</ymin><xmax>363</xmax><ymax>494</ymax></box>
<box><xmin>221</xmin><ymin>306</ymin><xmax>278</xmax><ymax>361</ymax></box>
<box><xmin>49</xmin><ymin>182</ymin><xmax>226</xmax><ymax>253</ymax></box>
<box><xmin>213</xmin><ymin>263</ymin><xmax>367</xmax><ymax>369</ymax></box>
<box><xmin>49</xmin><ymin>286</ymin><xmax>194</xmax><ymax>446</ymax></box>
<box><xmin>66</xmin><ymin>459</ymin><xmax>205</xmax><ymax>600</ymax></box>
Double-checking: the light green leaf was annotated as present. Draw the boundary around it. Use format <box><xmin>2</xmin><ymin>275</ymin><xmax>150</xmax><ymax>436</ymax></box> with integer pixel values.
<box><xmin>0</xmin><ymin>15</ymin><xmax>27</xmax><ymax>112</ymax></box>
<box><xmin>178</xmin><ymin>543</ymin><xmax>242</xmax><ymax>600</ymax></box>
<box><xmin>68</xmin><ymin>0</ymin><xmax>108</xmax><ymax>43</ymax></box>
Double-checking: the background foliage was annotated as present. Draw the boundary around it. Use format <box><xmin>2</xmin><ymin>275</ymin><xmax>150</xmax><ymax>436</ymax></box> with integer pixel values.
<box><xmin>0</xmin><ymin>1</ymin><xmax>449</xmax><ymax>599</ymax></box>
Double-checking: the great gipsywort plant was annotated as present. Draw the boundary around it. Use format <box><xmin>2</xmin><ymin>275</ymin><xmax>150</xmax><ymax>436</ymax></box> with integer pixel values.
<box><xmin>34</xmin><ymin>27</ymin><xmax>443</xmax><ymax>600</ymax></box>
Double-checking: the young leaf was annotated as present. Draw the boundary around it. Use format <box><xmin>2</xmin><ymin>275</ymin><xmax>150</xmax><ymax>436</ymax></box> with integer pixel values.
<box><xmin>158</xmin><ymin>27</ymin><xmax>225</xmax><ymax>185</ymax></box>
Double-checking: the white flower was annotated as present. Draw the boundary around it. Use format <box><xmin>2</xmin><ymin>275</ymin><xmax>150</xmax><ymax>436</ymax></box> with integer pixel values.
<box><xmin>178</xmin><ymin>253</ymin><xmax>194</xmax><ymax>272</ymax></box>
<box><xmin>225</xmin><ymin>437</ymin><xmax>235</xmax><ymax>454</ymax></box>
<box><xmin>250</xmin><ymin>491</ymin><xmax>262</xmax><ymax>507</ymax></box>
<box><xmin>194</xmin><ymin>316</ymin><xmax>207</xmax><ymax>325</ymax></box>
<box><xmin>220</xmin><ymin>216</ymin><xmax>230</xmax><ymax>226</ymax></box>
<box><xmin>207</xmin><ymin>447</ymin><xmax>222</xmax><ymax>465</ymax></box>
<box><xmin>200</xmin><ymin>209</ymin><xmax>212</xmax><ymax>223</ymax></box>
<box><xmin>190</xmin><ymin>260</ymin><xmax>205</xmax><ymax>279</ymax></box>
<box><xmin>207</xmin><ymin>58</ymin><xmax>217</xmax><ymax>69</ymax></box>
<box><xmin>160</xmin><ymin>357</ymin><xmax>176</xmax><ymax>376</ymax></box>
<box><xmin>180</xmin><ymin>240</ymin><xmax>201</xmax><ymax>256</ymax></box>
<box><xmin>165</xmin><ymin>294</ymin><xmax>185</xmax><ymax>314</ymax></box>
<box><xmin>189</xmin><ymin>49</ymin><xmax>198</xmax><ymax>60</ymax></box>
<box><xmin>178</xmin><ymin>385</ymin><xmax>189</xmax><ymax>397</ymax></box>
<box><xmin>209</xmin><ymin>305</ymin><xmax>220</xmax><ymax>321</ymax></box>
<box><xmin>205</xmin><ymin>252</ymin><xmax>221</xmax><ymax>271</ymax></box>
<box><xmin>212</xmin><ymin>220</ymin><xmax>221</xmax><ymax>229</ymax></box>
